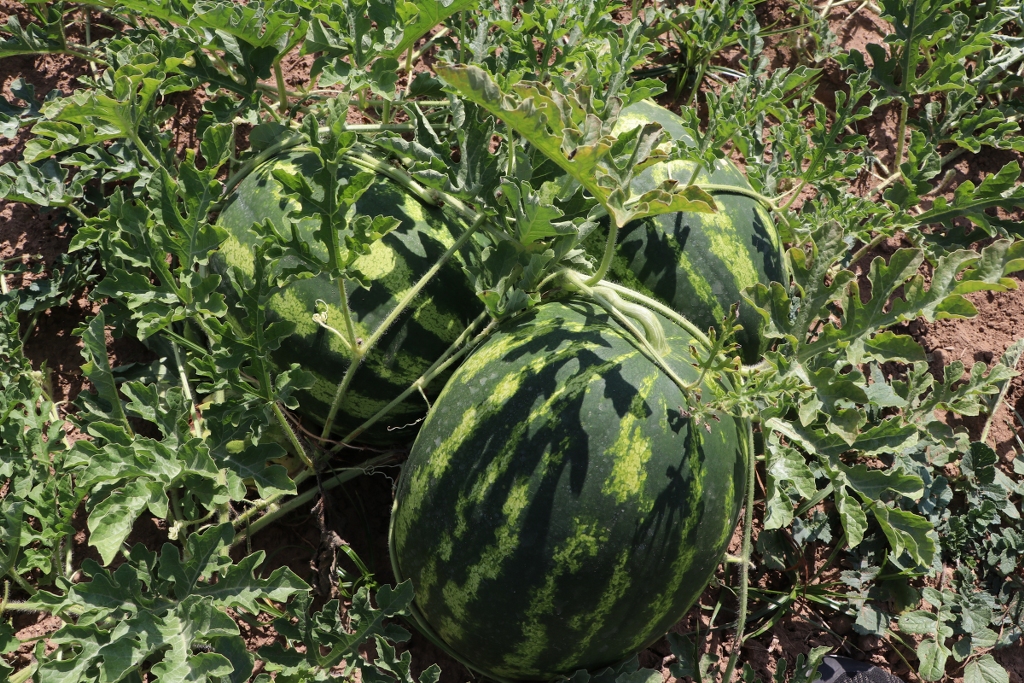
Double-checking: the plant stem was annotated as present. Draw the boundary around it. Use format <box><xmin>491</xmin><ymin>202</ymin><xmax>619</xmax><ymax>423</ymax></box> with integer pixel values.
<box><xmin>319</xmin><ymin>212</ymin><xmax>486</xmax><ymax>440</ymax></box>
<box><xmin>981</xmin><ymin>342</ymin><xmax>1024</xmax><ymax>444</ymax></box>
<box><xmin>331</xmin><ymin>312</ymin><xmax>495</xmax><ymax>451</ymax></box>
<box><xmin>7</xmin><ymin>568</ymin><xmax>37</xmax><ymax>597</ymax></box>
<box><xmin>586</xmin><ymin>217</ymin><xmax>619</xmax><ymax>286</ymax></box>
<box><xmin>687</xmin><ymin>60</ymin><xmax>709</xmax><ymax>106</ymax></box>
<box><xmin>684</xmin><ymin>158</ymin><xmax>706</xmax><ymax>188</ymax></box>
<box><xmin>320</xmin><ymin>353</ymin><xmax>365</xmax><ymax>442</ymax></box>
<box><xmin>274</xmin><ymin>59</ymin><xmax>289</xmax><ymax>116</ymax></box>
<box><xmin>564</xmin><ymin>271</ymin><xmax>701</xmax><ymax>400</ymax></box>
<box><xmin>231</xmin><ymin>453</ymin><xmax>397</xmax><ymax>547</ymax></box>
<box><xmin>589</xmin><ymin>183</ymin><xmax>778</xmax><ymax>219</ymax></box>
<box><xmin>893</xmin><ymin>100</ymin><xmax>909</xmax><ymax>178</ymax></box>
<box><xmin>128</xmin><ymin>131</ymin><xmax>162</xmax><ymax>170</ymax></box>
<box><xmin>272</xmin><ymin>403</ymin><xmax>314</xmax><ymax>471</ymax></box>
<box><xmin>458</xmin><ymin>11</ymin><xmax>466</xmax><ymax>63</ymax></box>
<box><xmin>171</xmin><ymin>340</ymin><xmax>203</xmax><ymax>439</ymax></box>
<box><xmin>345</xmin><ymin>123</ymin><xmax>449</xmax><ymax>132</ymax></box>
<box><xmin>721</xmin><ymin>417</ymin><xmax>757</xmax><ymax>683</ymax></box>
<box><xmin>335</xmin><ymin>278</ymin><xmax>359</xmax><ymax>349</ymax></box>
<box><xmin>9</xmin><ymin>663</ymin><xmax>36</xmax><ymax>683</ymax></box>
<box><xmin>344</xmin><ymin>151</ymin><xmax>482</xmax><ymax>225</ymax></box>
<box><xmin>412</xmin><ymin>26</ymin><xmax>450</xmax><ymax>62</ymax></box>
<box><xmin>847</xmin><ymin>232</ymin><xmax>887</xmax><ymax>266</ymax></box>
<box><xmin>64</xmin><ymin>202</ymin><xmax>89</xmax><ymax>222</ymax></box>
<box><xmin>593</xmin><ymin>278</ymin><xmax>715</xmax><ymax>351</ymax></box>
<box><xmin>869</xmin><ymin>146</ymin><xmax>966</xmax><ymax>198</ymax></box>
<box><xmin>360</xmin><ymin>214</ymin><xmax>484</xmax><ymax>358</ymax></box>
<box><xmin>220</xmin><ymin>133</ymin><xmax>306</xmax><ymax>199</ymax></box>
<box><xmin>232</xmin><ymin>469</ymin><xmax>312</xmax><ymax>531</ymax></box>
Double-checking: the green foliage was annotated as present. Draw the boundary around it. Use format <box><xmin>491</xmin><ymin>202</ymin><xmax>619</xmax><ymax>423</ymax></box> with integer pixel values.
<box><xmin>1</xmin><ymin>0</ymin><xmax>1023</xmax><ymax>681</ymax></box>
<box><xmin>26</xmin><ymin>524</ymin><xmax>307</xmax><ymax>682</ymax></box>
<box><xmin>1</xmin><ymin>300</ymin><xmax>79</xmax><ymax>590</ymax></box>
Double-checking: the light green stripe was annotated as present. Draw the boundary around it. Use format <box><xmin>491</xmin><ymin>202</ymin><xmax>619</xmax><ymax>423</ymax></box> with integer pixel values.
<box><xmin>426</xmin><ymin>341</ymin><xmax>637</xmax><ymax>652</ymax></box>
<box><xmin>395</xmin><ymin>330</ymin><xmax>532</xmax><ymax>546</ymax></box>
<box><xmin>699</xmin><ymin>206</ymin><xmax>761</xmax><ymax>297</ymax></box>
<box><xmin>353</xmin><ymin>238</ymin><xmax>399</xmax><ymax>281</ymax></box>
<box><xmin>218</xmin><ymin>234</ymin><xmax>255</xmax><ymax>278</ymax></box>
<box><xmin>601</xmin><ymin>371</ymin><xmax>660</xmax><ymax>507</ymax></box>
<box><xmin>676</xmin><ymin>247</ymin><xmax>724</xmax><ymax>323</ymax></box>
<box><xmin>555</xmin><ymin>547</ymin><xmax>633</xmax><ymax>671</ymax></box>
<box><xmin>505</xmin><ymin>518</ymin><xmax>607</xmax><ymax>673</ymax></box>
<box><xmin>397</xmin><ymin>318</ymin><xmax>593</xmax><ymax>537</ymax></box>
<box><xmin>409</xmin><ymin>296</ymin><xmax>464</xmax><ymax>342</ymax></box>
<box><xmin>450</xmin><ymin>346</ymin><xmax>636</xmax><ymax>541</ymax></box>
<box><xmin>628</xmin><ymin>428</ymin><xmax>707</xmax><ymax>650</ymax></box>
<box><xmin>437</xmin><ymin>478</ymin><xmax>531</xmax><ymax>643</ymax></box>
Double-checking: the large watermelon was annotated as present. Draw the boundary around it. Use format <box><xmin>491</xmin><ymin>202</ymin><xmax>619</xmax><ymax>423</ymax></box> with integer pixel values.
<box><xmin>586</xmin><ymin>100</ymin><xmax>786</xmax><ymax>363</ymax></box>
<box><xmin>214</xmin><ymin>150</ymin><xmax>482</xmax><ymax>443</ymax></box>
<box><xmin>390</xmin><ymin>298</ymin><xmax>748</xmax><ymax>681</ymax></box>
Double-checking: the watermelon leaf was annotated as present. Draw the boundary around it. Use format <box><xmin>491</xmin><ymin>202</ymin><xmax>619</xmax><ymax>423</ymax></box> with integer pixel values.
<box><xmin>499</xmin><ymin>179</ymin><xmax>571</xmax><ymax>245</ymax></box>
<box><xmin>436</xmin><ymin>63</ymin><xmax>717</xmax><ymax>228</ymax></box>
<box><xmin>964</xmin><ymin>656</ymin><xmax>1010</xmax><ymax>683</ymax></box>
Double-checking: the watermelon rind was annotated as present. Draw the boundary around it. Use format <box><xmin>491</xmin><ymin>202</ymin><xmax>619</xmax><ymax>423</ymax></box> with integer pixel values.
<box><xmin>390</xmin><ymin>298</ymin><xmax>748</xmax><ymax>681</ymax></box>
<box><xmin>213</xmin><ymin>150</ymin><xmax>482</xmax><ymax>444</ymax></box>
<box><xmin>586</xmin><ymin>100</ymin><xmax>787</xmax><ymax>364</ymax></box>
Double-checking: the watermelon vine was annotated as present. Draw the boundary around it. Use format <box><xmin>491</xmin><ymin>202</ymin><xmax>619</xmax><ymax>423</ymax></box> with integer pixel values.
<box><xmin>2</xmin><ymin>1</ymin><xmax>1024</xmax><ymax>682</ymax></box>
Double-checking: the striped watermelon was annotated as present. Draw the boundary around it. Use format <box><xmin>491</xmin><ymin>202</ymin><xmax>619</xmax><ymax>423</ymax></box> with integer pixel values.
<box><xmin>586</xmin><ymin>100</ymin><xmax>786</xmax><ymax>363</ymax></box>
<box><xmin>214</xmin><ymin>150</ymin><xmax>482</xmax><ymax>443</ymax></box>
<box><xmin>390</xmin><ymin>299</ymin><xmax>747</xmax><ymax>681</ymax></box>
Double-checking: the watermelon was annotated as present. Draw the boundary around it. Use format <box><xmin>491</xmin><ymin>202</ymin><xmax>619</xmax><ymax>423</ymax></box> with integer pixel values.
<box><xmin>586</xmin><ymin>100</ymin><xmax>786</xmax><ymax>363</ymax></box>
<box><xmin>214</xmin><ymin>150</ymin><xmax>482</xmax><ymax>443</ymax></box>
<box><xmin>390</xmin><ymin>299</ymin><xmax>748</xmax><ymax>681</ymax></box>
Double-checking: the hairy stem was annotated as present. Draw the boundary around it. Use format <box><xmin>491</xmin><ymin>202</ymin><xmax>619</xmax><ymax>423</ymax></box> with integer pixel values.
<box><xmin>232</xmin><ymin>453</ymin><xmax>397</xmax><ymax>547</ymax></box>
<box><xmin>171</xmin><ymin>340</ymin><xmax>203</xmax><ymax>439</ymax></box>
<box><xmin>564</xmin><ymin>271</ymin><xmax>702</xmax><ymax>401</ymax></box>
<box><xmin>333</xmin><ymin>312</ymin><xmax>495</xmax><ymax>451</ymax></box>
<box><xmin>586</xmin><ymin>217</ymin><xmax>619</xmax><ymax>286</ymax></box>
<box><xmin>894</xmin><ymin>99</ymin><xmax>909</xmax><ymax>179</ymax></box>
<box><xmin>684</xmin><ymin>158</ymin><xmax>706</xmax><ymax>188</ymax></box>
<box><xmin>320</xmin><ymin>352</ymin><xmax>364</xmax><ymax>442</ymax></box>
<box><xmin>345</xmin><ymin>123</ymin><xmax>450</xmax><ymax>132</ymax></box>
<box><xmin>6</xmin><ymin>570</ymin><xmax>36</xmax><ymax>598</ymax></box>
<box><xmin>272</xmin><ymin>403</ymin><xmax>314</xmax><ymax>470</ymax></box>
<box><xmin>319</xmin><ymin>213</ymin><xmax>485</xmax><ymax>440</ymax></box>
<box><xmin>128</xmin><ymin>131</ymin><xmax>162</xmax><ymax>170</ymax></box>
<box><xmin>220</xmin><ymin>133</ymin><xmax>306</xmax><ymax>199</ymax></box>
<box><xmin>64</xmin><ymin>203</ymin><xmax>89</xmax><ymax>222</ymax></box>
<box><xmin>336</xmin><ymin>278</ymin><xmax>359</xmax><ymax>349</ymax></box>
<box><xmin>273</xmin><ymin>52</ymin><xmax>293</xmax><ymax>116</ymax></box>
<box><xmin>412</xmin><ymin>26</ymin><xmax>450</xmax><ymax>62</ymax></box>
<box><xmin>847</xmin><ymin>232</ymin><xmax>887</xmax><ymax>266</ymax></box>
<box><xmin>232</xmin><ymin>469</ymin><xmax>312</xmax><ymax>531</ymax></box>
<box><xmin>9</xmin><ymin>663</ymin><xmax>36</xmax><ymax>683</ymax></box>
<box><xmin>344</xmin><ymin>151</ymin><xmax>482</xmax><ymax>225</ymax></box>
<box><xmin>20</xmin><ymin>311</ymin><xmax>40</xmax><ymax>346</ymax></box>
<box><xmin>721</xmin><ymin>417</ymin><xmax>757</xmax><ymax>683</ymax></box>
<box><xmin>592</xmin><ymin>278</ymin><xmax>715</xmax><ymax>351</ymax></box>
<box><xmin>778</xmin><ymin>178</ymin><xmax>807</xmax><ymax>213</ymax></box>
<box><xmin>364</xmin><ymin>214</ymin><xmax>484</xmax><ymax>358</ymax></box>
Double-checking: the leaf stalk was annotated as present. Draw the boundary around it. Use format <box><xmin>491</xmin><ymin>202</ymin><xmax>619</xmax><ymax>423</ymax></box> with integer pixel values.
<box><xmin>721</xmin><ymin>417</ymin><xmax>757</xmax><ymax>683</ymax></box>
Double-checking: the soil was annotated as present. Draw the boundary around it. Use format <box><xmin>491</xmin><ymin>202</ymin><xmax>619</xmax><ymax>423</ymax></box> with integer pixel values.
<box><xmin>1</xmin><ymin>2</ymin><xmax>1023</xmax><ymax>683</ymax></box>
